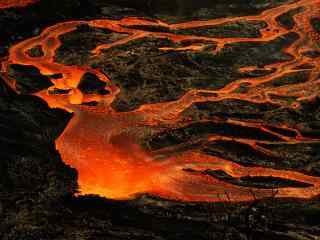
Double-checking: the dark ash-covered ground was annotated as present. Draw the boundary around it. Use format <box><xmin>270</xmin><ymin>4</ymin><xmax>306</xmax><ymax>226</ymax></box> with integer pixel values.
<box><xmin>1</xmin><ymin>1</ymin><xmax>320</xmax><ymax>239</ymax></box>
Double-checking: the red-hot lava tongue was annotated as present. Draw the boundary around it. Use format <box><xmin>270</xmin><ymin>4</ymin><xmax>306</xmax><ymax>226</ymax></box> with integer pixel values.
<box><xmin>2</xmin><ymin>0</ymin><xmax>320</xmax><ymax>202</ymax></box>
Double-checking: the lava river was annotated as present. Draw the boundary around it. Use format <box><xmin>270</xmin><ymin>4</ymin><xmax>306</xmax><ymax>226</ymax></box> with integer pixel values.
<box><xmin>2</xmin><ymin>0</ymin><xmax>320</xmax><ymax>202</ymax></box>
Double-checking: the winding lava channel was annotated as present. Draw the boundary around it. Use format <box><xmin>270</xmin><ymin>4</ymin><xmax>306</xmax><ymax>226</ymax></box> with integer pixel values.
<box><xmin>2</xmin><ymin>0</ymin><xmax>320</xmax><ymax>202</ymax></box>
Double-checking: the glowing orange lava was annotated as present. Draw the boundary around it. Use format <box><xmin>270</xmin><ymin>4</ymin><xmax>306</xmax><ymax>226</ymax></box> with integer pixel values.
<box><xmin>2</xmin><ymin>0</ymin><xmax>320</xmax><ymax>202</ymax></box>
<box><xmin>0</xmin><ymin>0</ymin><xmax>39</xmax><ymax>9</ymax></box>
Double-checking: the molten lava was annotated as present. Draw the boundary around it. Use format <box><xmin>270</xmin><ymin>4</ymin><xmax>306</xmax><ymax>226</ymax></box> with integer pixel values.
<box><xmin>2</xmin><ymin>0</ymin><xmax>320</xmax><ymax>202</ymax></box>
<box><xmin>0</xmin><ymin>0</ymin><xmax>39</xmax><ymax>9</ymax></box>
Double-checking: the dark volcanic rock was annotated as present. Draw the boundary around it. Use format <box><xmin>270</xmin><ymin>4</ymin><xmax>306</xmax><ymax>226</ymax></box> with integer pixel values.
<box><xmin>275</xmin><ymin>7</ymin><xmax>305</xmax><ymax>30</ymax></box>
<box><xmin>0</xmin><ymin>0</ymin><xmax>96</xmax><ymax>57</ymax></box>
<box><xmin>0</xmin><ymin>75</ymin><xmax>15</xmax><ymax>96</ymax></box>
<box><xmin>26</xmin><ymin>44</ymin><xmax>45</xmax><ymax>57</ymax></box>
<box><xmin>147</xmin><ymin>96</ymin><xmax>320</xmax><ymax>174</ymax></box>
<box><xmin>78</xmin><ymin>72</ymin><xmax>108</xmax><ymax>95</ymax></box>
<box><xmin>54</xmin><ymin>31</ymin><xmax>299</xmax><ymax>111</ymax></box>
<box><xmin>0</xmin><ymin>78</ymin><xmax>78</xmax><ymax>238</ymax></box>
<box><xmin>175</xmin><ymin>20</ymin><xmax>267</xmax><ymax>38</ymax></box>
<box><xmin>0</xmin><ymin>88</ymin><xmax>76</xmax><ymax>197</ymax></box>
<box><xmin>55</xmin><ymin>25</ymin><xmax>129</xmax><ymax>66</ymax></box>
<box><xmin>95</xmin><ymin>0</ymin><xmax>296</xmax><ymax>23</ymax></box>
<box><xmin>205</xmin><ymin>170</ymin><xmax>313</xmax><ymax>188</ymax></box>
<box><xmin>310</xmin><ymin>17</ymin><xmax>320</xmax><ymax>33</ymax></box>
<box><xmin>8</xmin><ymin>64</ymin><xmax>53</xmax><ymax>94</ymax></box>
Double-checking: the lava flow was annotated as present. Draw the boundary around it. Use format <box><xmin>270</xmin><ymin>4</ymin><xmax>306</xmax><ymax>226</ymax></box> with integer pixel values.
<box><xmin>0</xmin><ymin>0</ymin><xmax>39</xmax><ymax>9</ymax></box>
<box><xmin>2</xmin><ymin>0</ymin><xmax>320</xmax><ymax>202</ymax></box>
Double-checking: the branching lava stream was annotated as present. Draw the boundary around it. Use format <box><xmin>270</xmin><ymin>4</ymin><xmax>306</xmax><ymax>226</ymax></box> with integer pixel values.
<box><xmin>2</xmin><ymin>0</ymin><xmax>320</xmax><ymax>202</ymax></box>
